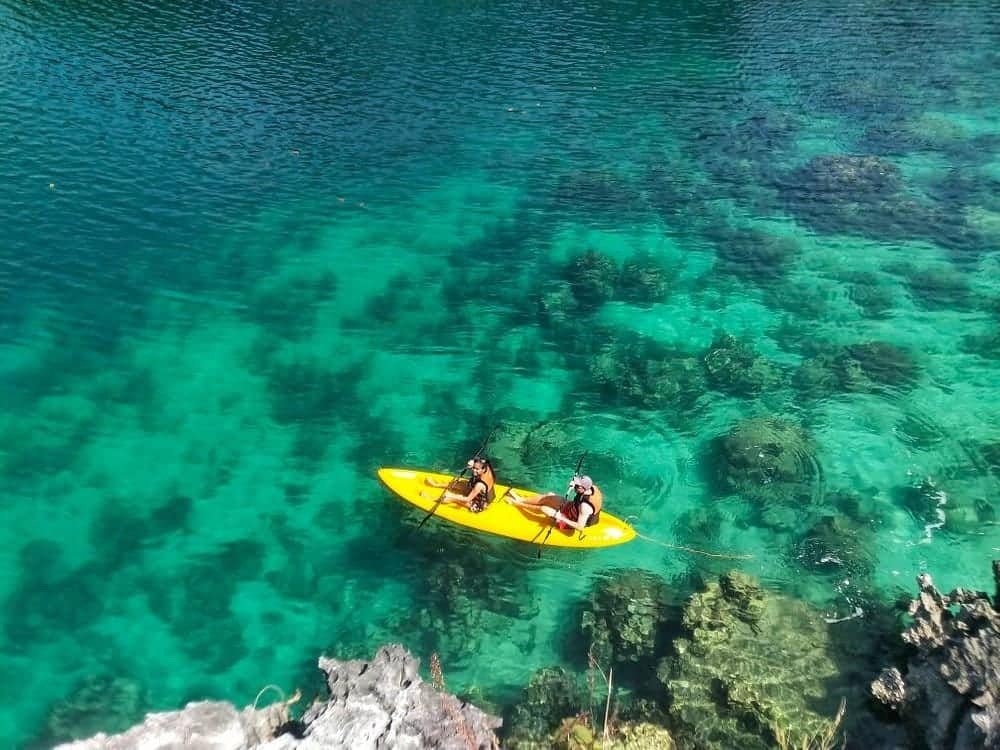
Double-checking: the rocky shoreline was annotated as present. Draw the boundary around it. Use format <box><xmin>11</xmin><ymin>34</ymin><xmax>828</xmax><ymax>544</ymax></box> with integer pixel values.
<box><xmin>53</xmin><ymin>562</ymin><xmax>999</xmax><ymax>750</ymax></box>
<box><xmin>56</xmin><ymin>645</ymin><xmax>501</xmax><ymax>750</ymax></box>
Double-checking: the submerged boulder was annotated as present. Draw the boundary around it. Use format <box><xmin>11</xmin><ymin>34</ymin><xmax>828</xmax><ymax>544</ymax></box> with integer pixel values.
<box><xmin>702</xmin><ymin>333</ymin><xmax>783</xmax><ymax>397</ymax></box>
<box><xmin>794</xmin><ymin>340</ymin><xmax>920</xmax><ymax>397</ymax></box>
<box><xmin>588</xmin><ymin>334</ymin><xmax>706</xmax><ymax>413</ymax></box>
<box><xmin>617</xmin><ymin>254</ymin><xmax>674</xmax><ymax>305</ymax></box>
<box><xmin>42</xmin><ymin>675</ymin><xmax>147</xmax><ymax>746</ymax></box>
<box><xmin>789</xmin><ymin>154</ymin><xmax>903</xmax><ymax>199</ymax></box>
<box><xmin>708</xmin><ymin>416</ymin><xmax>819</xmax><ymax>505</ymax></box>
<box><xmin>566</xmin><ymin>251</ymin><xmax>619</xmax><ymax>311</ymax></box>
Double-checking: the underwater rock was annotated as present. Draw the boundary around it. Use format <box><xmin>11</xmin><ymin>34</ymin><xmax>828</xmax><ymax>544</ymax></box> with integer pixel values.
<box><xmin>702</xmin><ymin>333</ymin><xmax>783</xmax><ymax>397</ymax></box>
<box><xmin>794</xmin><ymin>341</ymin><xmax>920</xmax><ymax>398</ymax></box>
<box><xmin>607</xmin><ymin>722</ymin><xmax>676</xmax><ymax>750</ymax></box>
<box><xmin>42</xmin><ymin>675</ymin><xmax>147</xmax><ymax>745</ymax></box>
<box><xmin>587</xmin><ymin>333</ymin><xmax>706</xmax><ymax>413</ymax></box>
<box><xmin>661</xmin><ymin>571</ymin><xmax>843</xmax><ymax>749</ymax></box>
<box><xmin>870</xmin><ymin>566</ymin><xmax>1000</xmax><ymax>750</ymax></box>
<box><xmin>705</xmin><ymin>225</ymin><xmax>800</xmax><ymax>281</ymax></box>
<box><xmin>708</xmin><ymin>416</ymin><xmax>819</xmax><ymax>505</ymax></box>
<box><xmin>504</xmin><ymin>667</ymin><xmax>584</xmax><ymax>750</ymax></box>
<box><xmin>792</xmin><ymin>514</ymin><xmax>877</xmax><ymax>581</ymax></box>
<box><xmin>549</xmin><ymin>718</ymin><xmax>677</xmax><ymax>750</ymax></box>
<box><xmin>538</xmin><ymin>281</ymin><xmax>581</xmax><ymax>327</ymax></box>
<box><xmin>842</xmin><ymin>341</ymin><xmax>920</xmax><ymax>390</ymax></box>
<box><xmin>895</xmin><ymin>477</ymin><xmax>996</xmax><ymax>536</ymax></box>
<box><xmin>57</xmin><ymin>645</ymin><xmax>501</xmax><ymax>750</ymax></box>
<box><xmin>566</xmin><ymin>251</ymin><xmax>619</xmax><ymax>312</ymax></box>
<box><xmin>846</xmin><ymin>273</ymin><xmax>895</xmax><ymax>317</ymax></box>
<box><xmin>790</xmin><ymin>154</ymin><xmax>902</xmax><ymax>199</ymax></box>
<box><xmin>580</xmin><ymin>569</ymin><xmax>675</xmax><ymax>669</ymax></box>
<box><xmin>904</xmin><ymin>267</ymin><xmax>973</xmax><ymax>310</ymax></box>
<box><xmin>617</xmin><ymin>254</ymin><xmax>674</xmax><ymax>305</ymax></box>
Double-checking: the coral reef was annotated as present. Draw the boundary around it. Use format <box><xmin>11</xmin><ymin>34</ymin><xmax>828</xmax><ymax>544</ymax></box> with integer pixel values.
<box><xmin>580</xmin><ymin>569</ymin><xmax>676</xmax><ymax>670</ymax></box>
<box><xmin>504</xmin><ymin>667</ymin><xmax>584</xmax><ymax>750</ymax></box>
<box><xmin>587</xmin><ymin>333</ymin><xmax>706</xmax><ymax>413</ymax></box>
<box><xmin>870</xmin><ymin>564</ymin><xmax>999</xmax><ymax>750</ymax></box>
<box><xmin>41</xmin><ymin>675</ymin><xmax>147</xmax><ymax>746</ymax></box>
<box><xmin>617</xmin><ymin>254</ymin><xmax>674</xmax><ymax>305</ymax></box>
<box><xmin>702</xmin><ymin>333</ymin><xmax>783</xmax><ymax>397</ymax></box>
<box><xmin>566</xmin><ymin>251</ymin><xmax>619</xmax><ymax>312</ymax></box>
<box><xmin>661</xmin><ymin>571</ymin><xmax>843</xmax><ymax>750</ymax></box>
<box><xmin>790</xmin><ymin>154</ymin><xmax>903</xmax><ymax>199</ymax></box>
<box><xmin>550</xmin><ymin>718</ymin><xmax>676</xmax><ymax>750</ymax></box>
<box><xmin>708</xmin><ymin>416</ymin><xmax>819</xmax><ymax>506</ymax></box>
<box><xmin>704</xmin><ymin>225</ymin><xmax>800</xmax><ymax>281</ymax></box>
<box><xmin>793</xmin><ymin>341</ymin><xmax>920</xmax><ymax>398</ymax></box>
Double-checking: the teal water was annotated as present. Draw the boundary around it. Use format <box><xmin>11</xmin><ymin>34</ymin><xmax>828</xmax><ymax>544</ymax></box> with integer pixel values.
<box><xmin>2</xmin><ymin>0</ymin><xmax>1000</xmax><ymax>746</ymax></box>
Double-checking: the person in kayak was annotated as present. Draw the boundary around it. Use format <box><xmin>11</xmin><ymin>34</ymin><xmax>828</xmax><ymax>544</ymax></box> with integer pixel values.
<box><xmin>423</xmin><ymin>455</ymin><xmax>496</xmax><ymax>512</ymax></box>
<box><xmin>507</xmin><ymin>475</ymin><xmax>603</xmax><ymax>530</ymax></box>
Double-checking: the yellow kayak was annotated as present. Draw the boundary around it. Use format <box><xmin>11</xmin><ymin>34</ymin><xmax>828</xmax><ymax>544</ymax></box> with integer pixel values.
<box><xmin>377</xmin><ymin>467</ymin><xmax>636</xmax><ymax>549</ymax></box>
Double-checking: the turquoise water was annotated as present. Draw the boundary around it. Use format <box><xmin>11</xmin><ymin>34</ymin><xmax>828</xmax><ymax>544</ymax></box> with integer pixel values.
<box><xmin>2</xmin><ymin>0</ymin><xmax>1000</xmax><ymax>745</ymax></box>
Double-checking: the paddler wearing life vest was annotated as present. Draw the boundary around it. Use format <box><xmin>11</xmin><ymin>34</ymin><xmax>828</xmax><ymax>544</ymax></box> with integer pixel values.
<box><xmin>508</xmin><ymin>475</ymin><xmax>603</xmax><ymax>531</ymax></box>
<box><xmin>423</xmin><ymin>455</ymin><xmax>496</xmax><ymax>513</ymax></box>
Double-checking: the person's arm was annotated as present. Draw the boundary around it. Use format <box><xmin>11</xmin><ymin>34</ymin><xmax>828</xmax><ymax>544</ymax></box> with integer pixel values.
<box><xmin>457</xmin><ymin>478</ymin><xmax>487</xmax><ymax>503</ymax></box>
<box><xmin>543</xmin><ymin>501</ymin><xmax>593</xmax><ymax>530</ymax></box>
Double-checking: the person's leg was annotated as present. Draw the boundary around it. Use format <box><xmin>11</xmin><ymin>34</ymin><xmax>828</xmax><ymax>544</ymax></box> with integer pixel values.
<box><xmin>508</xmin><ymin>491</ymin><xmax>561</xmax><ymax>509</ymax></box>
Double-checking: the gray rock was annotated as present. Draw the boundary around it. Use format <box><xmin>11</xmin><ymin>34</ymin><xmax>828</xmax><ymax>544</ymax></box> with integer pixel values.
<box><xmin>871</xmin><ymin>564</ymin><xmax>1000</xmax><ymax>750</ymax></box>
<box><xmin>53</xmin><ymin>701</ymin><xmax>287</xmax><ymax>750</ymax></box>
<box><xmin>56</xmin><ymin>645</ymin><xmax>501</xmax><ymax>750</ymax></box>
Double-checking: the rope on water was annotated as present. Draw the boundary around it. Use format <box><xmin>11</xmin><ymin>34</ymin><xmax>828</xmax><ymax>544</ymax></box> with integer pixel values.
<box><xmin>252</xmin><ymin>684</ymin><xmax>286</xmax><ymax>710</ymax></box>
<box><xmin>635</xmin><ymin>532</ymin><xmax>754</xmax><ymax>560</ymax></box>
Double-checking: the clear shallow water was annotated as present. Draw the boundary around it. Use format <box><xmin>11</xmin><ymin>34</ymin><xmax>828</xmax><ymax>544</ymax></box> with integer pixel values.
<box><xmin>2</xmin><ymin>0</ymin><xmax>999</xmax><ymax>745</ymax></box>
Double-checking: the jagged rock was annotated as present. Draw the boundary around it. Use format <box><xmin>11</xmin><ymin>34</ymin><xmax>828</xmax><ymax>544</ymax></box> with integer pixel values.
<box><xmin>56</xmin><ymin>645</ymin><xmax>501</xmax><ymax>750</ymax></box>
<box><xmin>870</xmin><ymin>566</ymin><xmax>1000</xmax><ymax>750</ymax></box>
<box><xmin>53</xmin><ymin>701</ymin><xmax>290</xmax><ymax>750</ymax></box>
<box><xmin>871</xmin><ymin>668</ymin><xmax>905</xmax><ymax>710</ymax></box>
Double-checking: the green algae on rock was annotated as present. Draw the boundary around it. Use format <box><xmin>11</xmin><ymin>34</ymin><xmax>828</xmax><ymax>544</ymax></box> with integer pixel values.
<box><xmin>661</xmin><ymin>571</ymin><xmax>842</xmax><ymax>750</ymax></box>
<box><xmin>550</xmin><ymin>718</ymin><xmax>677</xmax><ymax>750</ymax></box>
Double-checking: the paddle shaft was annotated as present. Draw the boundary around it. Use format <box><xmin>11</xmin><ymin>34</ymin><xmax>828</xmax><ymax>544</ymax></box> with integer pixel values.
<box><xmin>537</xmin><ymin>451</ymin><xmax>587</xmax><ymax>557</ymax></box>
<box><xmin>415</xmin><ymin>425</ymin><xmax>499</xmax><ymax>531</ymax></box>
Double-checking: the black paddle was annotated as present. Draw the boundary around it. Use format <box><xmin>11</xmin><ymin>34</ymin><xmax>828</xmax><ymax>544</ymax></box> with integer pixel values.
<box><xmin>415</xmin><ymin>425</ymin><xmax>499</xmax><ymax>532</ymax></box>
<box><xmin>537</xmin><ymin>451</ymin><xmax>587</xmax><ymax>557</ymax></box>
